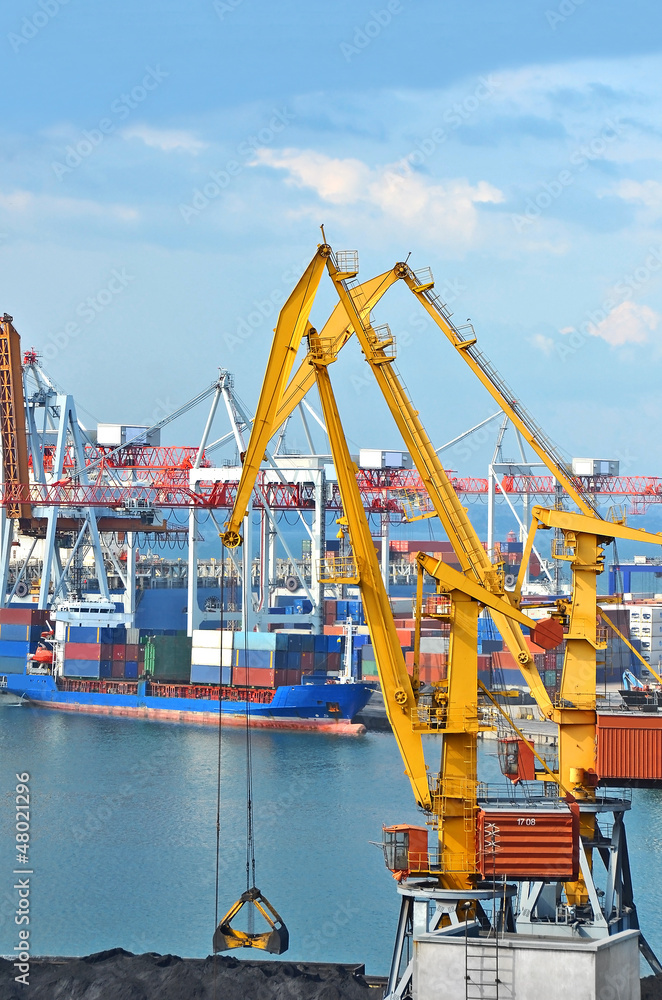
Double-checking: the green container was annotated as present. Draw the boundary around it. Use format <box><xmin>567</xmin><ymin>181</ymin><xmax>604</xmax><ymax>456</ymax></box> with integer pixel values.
<box><xmin>144</xmin><ymin>635</ymin><xmax>192</xmax><ymax>682</ymax></box>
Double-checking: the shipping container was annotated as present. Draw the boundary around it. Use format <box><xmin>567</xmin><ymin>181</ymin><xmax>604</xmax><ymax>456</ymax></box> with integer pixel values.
<box><xmin>0</xmin><ymin>656</ymin><xmax>30</xmax><ymax>673</ymax></box>
<box><xmin>235</xmin><ymin>649</ymin><xmax>273</xmax><ymax>669</ymax></box>
<box><xmin>0</xmin><ymin>639</ymin><xmax>39</xmax><ymax>659</ymax></box>
<box><xmin>596</xmin><ymin>713</ymin><xmax>662</xmax><ymax>783</ymax></box>
<box><xmin>0</xmin><ymin>608</ymin><xmax>50</xmax><ymax>626</ymax></box>
<box><xmin>65</xmin><ymin>625</ymin><xmax>114</xmax><ymax>644</ymax></box>
<box><xmin>124</xmin><ymin>661</ymin><xmax>139</xmax><ymax>680</ymax></box>
<box><xmin>233</xmin><ymin>631</ymin><xmax>289</xmax><ymax>652</ymax></box>
<box><xmin>112</xmin><ymin>645</ymin><xmax>127</xmax><ymax>662</ymax></box>
<box><xmin>64</xmin><ymin>642</ymin><xmax>108</xmax><ymax>661</ymax></box>
<box><xmin>190</xmin><ymin>663</ymin><xmax>232</xmax><ymax>685</ymax></box>
<box><xmin>0</xmin><ymin>623</ymin><xmax>49</xmax><ymax>642</ymax></box>
<box><xmin>191</xmin><ymin>629</ymin><xmax>234</xmax><ymax>650</ymax></box>
<box><xmin>476</xmin><ymin>804</ymin><xmax>579</xmax><ymax>880</ymax></box>
<box><xmin>111</xmin><ymin>661</ymin><xmax>125</xmax><ymax>678</ymax></box>
<box><xmin>63</xmin><ymin>659</ymin><xmax>112</xmax><ymax>679</ymax></box>
<box><xmin>143</xmin><ymin>635</ymin><xmax>192</xmax><ymax>682</ymax></box>
<box><xmin>232</xmin><ymin>666</ymin><xmax>285</xmax><ymax>688</ymax></box>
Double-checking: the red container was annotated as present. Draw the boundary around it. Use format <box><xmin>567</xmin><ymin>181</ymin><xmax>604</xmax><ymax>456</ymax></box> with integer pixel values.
<box><xmin>596</xmin><ymin>712</ymin><xmax>662</xmax><ymax>782</ymax></box>
<box><xmin>327</xmin><ymin>652</ymin><xmax>341</xmax><ymax>671</ymax></box>
<box><xmin>112</xmin><ymin>645</ymin><xmax>126</xmax><ymax>662</ymax></box>
<box><xmin>111</xmin><ymin>661</ymin><xmax>125</xmax><ymax>678</ymax></box>
<box><xmin>476</xmin><ymin>803</ymin><xmax>579</xmax><ymax>880</ymax></box>
<box><xmin>0</xmin><ymin>608</ymin><xmax>50</xmax><ymax>625</ymax></box>
<box><xmin>300</xmin><ymin>651</ymin><xmax>314</xmax><ymax>672</ymax></box>
<box><xmin>64</xmin><ymin>642</ymin><xmax>103</xmax><ymax>661</ymax></box>
<box><xmin>232</xmin><ymin>666</ymin><xmax>274</xmax><ymax>688</ymax></box>
<box><xmin>125</xmin><ymin>644</ymin><xmax>139</xmax><ymax>660</ymax></box>
<box><xmin>477</xmin><ymin>654</ymin><xmax>492</xmax><ymax>674</ymax></box>
<box><xmin>285</xmin><ymin>669</ymin><xmax>301</xmax><ymax>686</ymax></box>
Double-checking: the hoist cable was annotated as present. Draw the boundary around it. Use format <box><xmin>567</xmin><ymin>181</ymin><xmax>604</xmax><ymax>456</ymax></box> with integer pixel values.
<box><xmin>212</xmin><ymin>547</ymin><xmax>225</xmax><ymax>1000</ymax></box>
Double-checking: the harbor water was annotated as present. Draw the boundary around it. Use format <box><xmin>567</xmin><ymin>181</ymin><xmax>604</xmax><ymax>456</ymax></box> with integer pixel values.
<box><xmin>1</xmin><ymin>706</ymin><xmax>662</xmax><ymax>975</ymax></box>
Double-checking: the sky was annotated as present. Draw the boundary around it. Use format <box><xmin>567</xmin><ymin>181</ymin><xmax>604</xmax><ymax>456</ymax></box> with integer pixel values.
<box><xmin>2</xmin><ymin>0</ymin><xmax>662</xmax><ymax>500</ymax></box>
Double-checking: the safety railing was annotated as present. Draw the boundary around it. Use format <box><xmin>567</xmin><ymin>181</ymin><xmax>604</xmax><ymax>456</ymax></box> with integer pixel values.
<box><xmin>317</xmin><ymin>555</ymin><xmax>360</xmax><ymax>584</ymax></box>
<box><xmin>421</xmin><ymin>593</ymin><xmax>452</xmax><ymax>617</ymax></box>
<box><xmin>334</xmin><ymin>250</ymin><xmax>359</xmax><ymax>276</ymax></box>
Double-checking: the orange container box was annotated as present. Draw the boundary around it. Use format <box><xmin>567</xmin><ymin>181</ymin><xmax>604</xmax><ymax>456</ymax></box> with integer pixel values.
<box><xmin>477</xmin><ymin>803</ymin><xmax>579</xmax><ymax>880</ymax></box>
<box><xmin>597</xmin><ymin>713</ymin><xmax>662</xmax><ymax>783</ymax></box>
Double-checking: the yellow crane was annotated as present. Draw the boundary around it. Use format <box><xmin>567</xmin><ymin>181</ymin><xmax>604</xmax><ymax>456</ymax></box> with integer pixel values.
<box><xmin>217</xmin><ymin>243</ymin><xmax>662</xmax><ymax>977</ymax></box>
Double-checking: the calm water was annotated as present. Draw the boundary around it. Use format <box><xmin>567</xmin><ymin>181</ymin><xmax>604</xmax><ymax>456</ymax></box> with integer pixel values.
<box><xmin>1</xmin><ymin>707</ymin><xmax>662</xmax><ymax>975</ymax></box>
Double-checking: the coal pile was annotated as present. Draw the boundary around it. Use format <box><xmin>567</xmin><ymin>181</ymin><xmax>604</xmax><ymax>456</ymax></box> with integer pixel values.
<box><xmin>0</xmin><ymin>948</ymin><xmax>376</xmax><ymax>1000</ymax></box>
<box><xmin>642</xmin><ymin>976</ymin><xmax>662</xmax><ymax>999</ymax></box>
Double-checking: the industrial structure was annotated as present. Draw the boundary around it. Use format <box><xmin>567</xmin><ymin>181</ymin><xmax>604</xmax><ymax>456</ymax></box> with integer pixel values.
<box><xmin>212</xmin><ymin>242</ymin><xmax>662</xmax><ymax>998</ymax></box>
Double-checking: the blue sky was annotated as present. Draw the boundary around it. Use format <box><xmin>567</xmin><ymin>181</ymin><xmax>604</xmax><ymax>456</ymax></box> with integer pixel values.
<box><xmin>2</xmin><ymin>0</ymin><xmax>662</xmax><ymax>496</ymax></box>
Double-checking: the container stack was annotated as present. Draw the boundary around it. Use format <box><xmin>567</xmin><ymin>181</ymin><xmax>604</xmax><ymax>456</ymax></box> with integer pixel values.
<box><xmin>63</xmin><ymin>624</ymin><xmax>123</xmax><ymax>678</ymax></box>
<box><xmin>0</xmin><ymin>607</ymin><xmax>50</xmax><ymax>673</ymax></box>
<box><xmin>143</xmin><ymin>634</ymin><xmax>192</xmax><ymax>683</ymax></box>
<box><xmin>190</xmin><ymin>629</ymin><xmax>233</xmax><ymax>685</ymax></box>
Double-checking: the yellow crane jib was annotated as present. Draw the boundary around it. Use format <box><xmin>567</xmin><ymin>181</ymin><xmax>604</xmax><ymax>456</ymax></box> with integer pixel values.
<box><xmin>221</xmin><ymin>244</ymin><xmax>331</xmax><ymax>548</ymax></box>
<box><xmin>213</xmin><ymin>886</ymin><xmax>289</xmax><ymax>955</ymax></box>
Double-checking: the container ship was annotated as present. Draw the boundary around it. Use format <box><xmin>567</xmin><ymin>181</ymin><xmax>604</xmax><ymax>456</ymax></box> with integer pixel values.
<box><xmin>0</xmin><ymin>602</ymin><xmax>372</xmax><ymax>734</ymax></box>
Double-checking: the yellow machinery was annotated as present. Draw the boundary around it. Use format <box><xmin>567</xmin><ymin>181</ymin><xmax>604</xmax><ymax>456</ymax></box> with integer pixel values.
<box><xmin>217</xmin><ymin>243</ymin><xmax>662</xmax><ymax>978</ymax></box>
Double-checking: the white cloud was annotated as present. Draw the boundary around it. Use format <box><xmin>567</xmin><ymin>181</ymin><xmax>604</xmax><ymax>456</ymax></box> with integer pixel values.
<box><xmin>121</xmin><ymin>125</ymin><xmax>208</xmax><ymax>154</ymax></box>
<box><xmin>612</xmin><ymin>179</ymin><xmax>662</xmax><ymax>209</ymax></box>
<box><xmin>588</xmin><ymin>300</ymin><xmax>660</xmax><ymax>346</ymax></box>
<box><xmin>0</xmin><ymin>189</ymin><xmax>138</xmax><ymax>222</ymax></box>
<box><xmin>532</xmin><ymin>333</ymin><xmax>555</xmax><ymax>355</ymax></box>
<box><xmin>251</xmin><ymin>148</ymin><xmax>503</xmax><ymax>246</ymax></box>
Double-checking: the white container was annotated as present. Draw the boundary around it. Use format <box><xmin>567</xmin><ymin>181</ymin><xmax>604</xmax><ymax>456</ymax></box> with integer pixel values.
<box><xmin>192</xmin><ymin>629</ymin><xmax>233</xmax><ymax>650</ymax></box>
<box><xmin>190</xmin><ymin>647</ymin><xmax>233</xmax><ymax>667</ymax></box>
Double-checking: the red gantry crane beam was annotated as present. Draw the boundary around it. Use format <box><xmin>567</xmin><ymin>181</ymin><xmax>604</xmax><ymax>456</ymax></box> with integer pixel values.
<box><xmin>4</xmin><ymin>470</ymin><xmax>662</xmax><ymax>511</ymax></box>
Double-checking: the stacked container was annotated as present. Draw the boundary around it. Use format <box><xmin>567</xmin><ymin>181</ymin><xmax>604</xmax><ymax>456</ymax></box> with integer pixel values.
<box><xmin>629</xmin><ymin>606</ymin><xmax>662</xmax><ymax>668</ymax></box>
<box><xmin>144</xmin><ymin>634</ymin><xmax>192</xmax><ymax>682</ymax></box>
<box><xmin>232</xmin><ymin>632</ymin><xmax>289</xmax><ymax>687</ymax></box>
<box><xmin>190</xmin><ymin>629</ymin><xmax>233</xmax><ymax>685</ymax></box>
<box><xmin>0</xmin><ymin>607</ymin><xmax>50</xmax><ymax>673</ymax></box>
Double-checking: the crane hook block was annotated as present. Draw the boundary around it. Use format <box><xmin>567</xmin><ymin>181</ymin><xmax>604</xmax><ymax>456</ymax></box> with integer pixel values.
<box><xmin>213</xmin><ymin>887</ymin><xmax>289</xmax><ymax>955</ymax></box>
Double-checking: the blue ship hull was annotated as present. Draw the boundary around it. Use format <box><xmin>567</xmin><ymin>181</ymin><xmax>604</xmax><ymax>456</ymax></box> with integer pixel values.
<box><xmin>1</xmin><ymin>669</ymin><xmax>372</xmax><ymax>734</ymax></box>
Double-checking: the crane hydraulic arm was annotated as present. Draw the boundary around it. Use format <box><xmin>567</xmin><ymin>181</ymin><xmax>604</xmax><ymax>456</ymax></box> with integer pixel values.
<box><xmin>308</xmin><ymin>331</ymin><xmax>431</xmax><ymax>810</ymax></box>
<box><xmin>272</xmin><ymin>267</ymin><xmax>402</xmax><ymax>431</ymax></box>
<box><xmin>399</xmin><ymin>265</ymin><xmax>599</xmax><ymax>517</ymax></box>
<box><xmin>222</xmin><ymin>244</ymin><xmax>331</xmax><ymax>548</ymax></box>
<box><xmin>323</xmin><ymin>253</ymin><xmax>553</xmax><ymax>715</ymax></box>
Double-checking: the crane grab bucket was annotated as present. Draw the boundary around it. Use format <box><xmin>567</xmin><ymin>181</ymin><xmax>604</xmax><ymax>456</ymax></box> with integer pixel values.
<box><xmin>213</xmin><ymin>887</ymin><xmax>289</xmax><ymax>955</ymax></box>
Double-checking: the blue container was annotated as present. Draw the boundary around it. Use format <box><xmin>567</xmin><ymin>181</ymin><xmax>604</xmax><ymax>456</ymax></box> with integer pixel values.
<box><xmin>287</xmin><ymin>651</ymin><xmax>301</xmax><ymax>671</ymax></box>
<box><xmin>0</xmin><ymin>656</ymin><xmax>28</xmax><ymax>673</ymax></box>
<box><xmin>314</xmin><ymin>652</ymin><xmax>327</xmax><ymax>670</ymax></box>
<box><xmin>301</xmin><ymin>634</ymin><xmax>315</xmax><ymax>653</ymax></box>
<box><xmin>236</xmin><ymin>649</ymin><xmax>272</xmax><ymax>669</ymax></box>
<box><xmin>111</xmin><ymin>626</ymin><xmax>127</xmax><ymax>642</ymax></box>
<box><xmin>314</xmin><ymin>634</ymin><xmax>326</xmax><ymax>653</ymax></box>
<box><xmin>0</xmin><ymin>639</ymin><xmax>38</xmax><ymax>658</ymax></box>
<box><xmin>337</xmin><ymin>601</ymin><xmax>348</xmax><ymax>619</ymax></box>
<box><xmin>353</xmin><ymin>634</ymin><xmax>369</xmax><ymax>648</ymax></box>
<box><xmin>99</xmin><ymin>660</ymin><xmax>112</xmax><ymax>678</ymax></box>
<box><xmin>66</xmin><ymin>626</ymin><xmax>99</xmax><ymax>643</ymax></box>
<box><xmin>63</xmin><ymin>659</ymin><xmax>102</xmax><ymax>678</ymax></box>
<box><xmin>190</xmin><ymin>663</ymin><xmax>232</xmax><ymax>685</ymax></box>
<box><xmin>326</xmin><ymin>635</ymin><xmax>343</xmax><ymax>653</ymax></box>
<box><xmin>124</xmin><ymin>661</ymin><xmax>139</xmax><ymax>679</ymax></box>
<box><xmin>274</xmin><ymin>650</ymin><xmax>287</xmax><ymax>669</ymax></box>
<box><xmin>0</xmin><ymin>624</ymin><xmax>40</xmax><ymax>642</ymax></box>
